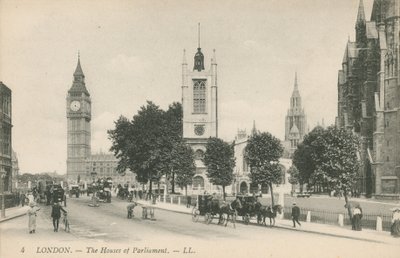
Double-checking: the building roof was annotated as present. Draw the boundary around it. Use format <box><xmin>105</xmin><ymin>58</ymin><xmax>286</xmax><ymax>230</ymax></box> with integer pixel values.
<box><xmin>366</xmin><ymin>22</ymin><xmax>378</xmax><ymax>39</ymax></box>
<box><xmin>342</xmin><ymin>41</ymin><xmax>358</xmax><ymax>63</ymax></box>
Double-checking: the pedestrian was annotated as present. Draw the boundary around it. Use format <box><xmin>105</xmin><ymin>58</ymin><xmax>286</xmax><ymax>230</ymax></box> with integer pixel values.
<box><xmin>27</xmin><ymin>202</ymin><xmax>40</xmax><ymax>234</ymax></box>
<box><xmin>352</xmin><ymin>204</ymin><xmax>363</xmax><ymax>231</ymax></box>
<box><xmin>21</xmin><ymin>193</ymin><xmax>26</xmax><ymax>207</ymax></box>
<box><xmin>127</xmin><ymin>203</ymin><xmax>136</xmax><ymax>219</ymax></box>
<box><xmin>51</xmin><ymin>202</ymin><xmax>67</xmax><ymax>232</ymax></box>
<box><xmin>390</xmin><ymin>207</ymin><xmax>400</xmax><ymax>237</ymax></box>
<box><xmin>186</xmin><ymin>195</ymin><xmax>192</xmax><ymax>208</ymax></box>
<box><xmin>291</xmin><ymin>202</ymin><xmax>301</xmax><ymax>228</ymax></box>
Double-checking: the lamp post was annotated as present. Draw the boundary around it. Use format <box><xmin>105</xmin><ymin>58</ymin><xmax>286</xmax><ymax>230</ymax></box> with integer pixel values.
<box><xmin>1</xmin><ymin>169</ymin><xmax>6</xmax><ymax>218</ymax></box>
<box><xmin>90</xmin><ymin>171</ymin><xmax>98</xmax><ymax>207</ymax></box>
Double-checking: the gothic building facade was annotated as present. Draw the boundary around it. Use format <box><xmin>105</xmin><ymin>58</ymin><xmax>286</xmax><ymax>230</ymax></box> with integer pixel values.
<box><xmin>181</xmin><ymin>35</ymin><xmax>218</xmax><ymax>193</ymax></box>
<box><xmin>337</xmin><ymin>0</ymin><xmax>400</xmax><ymax>197</ymax></box>
<box><xmin>0</xmin><ymin>82</ymin><xmax>12</xmax><ymax>192</ymax></box>
<box><xmin>283</xmin><ymin>73</ymin><xmax>307</xmax><ymax>158</ymax></box>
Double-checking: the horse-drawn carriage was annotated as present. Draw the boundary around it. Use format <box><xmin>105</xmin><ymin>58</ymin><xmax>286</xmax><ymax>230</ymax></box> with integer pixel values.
<box><xmin>232</xmin><ymin>195</ymin><xmax>283</xmax><ymax>226</ymax></box>
<box><xmin>191</xmin><ymin>194</ymin><xmax>242</xmax><ymax>228</ymax></box>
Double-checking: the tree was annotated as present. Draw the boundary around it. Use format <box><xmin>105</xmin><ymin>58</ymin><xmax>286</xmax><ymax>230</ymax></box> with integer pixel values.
<box><xmin>244</xmin><ymin>132</ymin><xmax>283</xmax><ymax>206</ymax></box>
<box><xmin>315</xmin><ymin>126</ymin><xmax>361</xmax><ymax>219</ymax></box>
<box><xmin>108</xmin><ymin>101</ymin><xmax>183</xmax><ymax>194</ymax></box>
<box><xmin>292</xmin><ymin>126</ymin><xmax>325</xmax><ymax>192</ymax></box>
<box><xmin>172</xmin><ymin>142</ymin><xmax>196</xmax><ymax>196</ymax></box>
<box><xmin>203</xmin><ymin>137</ymin><xmax>235</xmax><ymax>200</ymax></box>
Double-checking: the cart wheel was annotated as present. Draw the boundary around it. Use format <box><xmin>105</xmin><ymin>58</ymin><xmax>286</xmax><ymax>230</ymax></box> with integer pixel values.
<box><xmin>192</xmin><ymin>208</ymin><xmax>200</xmax><ymax>222</ymax></box>
<box><xmin>244</xmin><ymin>214</ymin><xmax>250</xmax><ymax>225</ymax></box>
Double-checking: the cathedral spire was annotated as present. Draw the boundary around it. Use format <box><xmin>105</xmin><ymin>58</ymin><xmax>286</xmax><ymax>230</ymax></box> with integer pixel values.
<box><xmin>356</xmin><ymin>0</ymin><xmax>366</xmax><ymax>25</ymax></box>
<box><xmin>294</xmin><ymin>71</ymin><xmax>298</xmax><ymax>91</ymax></box>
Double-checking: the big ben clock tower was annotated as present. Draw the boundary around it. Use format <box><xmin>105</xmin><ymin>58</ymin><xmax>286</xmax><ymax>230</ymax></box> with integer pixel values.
<box><xmin>66</xmin><ymin>56</ymin><xmax>91</xmax><ymax>182</ymax></box>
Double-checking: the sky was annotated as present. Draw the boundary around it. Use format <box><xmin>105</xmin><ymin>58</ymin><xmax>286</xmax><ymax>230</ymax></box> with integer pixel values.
<box><xmin>0</xmin><ymin>0</ymin><xmax>374</xmax><ymax>174</ymax></box>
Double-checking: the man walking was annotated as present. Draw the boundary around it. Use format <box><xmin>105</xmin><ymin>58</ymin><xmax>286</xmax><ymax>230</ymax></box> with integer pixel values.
<box><xmin>51</xmin><ymin>202</ymin><xmax>67</xmax><ymax>232</ymax></box>
<box><xmin>291</xmin><ymin>202</ymin><xmax>301</xmax><ymax>228</ymax></box>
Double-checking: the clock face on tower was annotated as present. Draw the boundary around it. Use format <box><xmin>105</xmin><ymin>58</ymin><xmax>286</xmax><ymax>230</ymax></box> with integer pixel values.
<box><xmin>194</xmin><ymin>125</ymin><xmax>205</xmax><ymax>136</ymax></box>
<box><xmin>70</xmin><ymin>101</ymin><xmax>81</xmax><ymax>111</ymax></box>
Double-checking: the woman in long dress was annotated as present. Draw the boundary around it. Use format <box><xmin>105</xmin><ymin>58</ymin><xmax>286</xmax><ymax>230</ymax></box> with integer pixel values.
<box><xmin>352</xmin><ymin>205</ymin><xmax>363</xmax><ymax>231</ymax></box>
<box><xmin>27</xmin><ymin>202</ymin><xmax>40</xmax><ymax>234</ymax></box>
<box><xmin>390</xmin><ymin>207</ymin><xmax>400</xmax><ymax>237</ymax></box>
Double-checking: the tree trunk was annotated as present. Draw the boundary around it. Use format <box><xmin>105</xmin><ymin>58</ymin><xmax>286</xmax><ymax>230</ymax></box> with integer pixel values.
<box><xmin>185</xmin><ymin>186</ymin><xmax>187</xmax><ymax>197</ymax></box>
<box><xmin>300</xmin><ymin>184</ymin><xmax>303</xmax><ymax>193</ymax></box>
<box><xmin>171</xmin><ymin>172</ymin><xmax>175</xmax><ymax>194</ymax></box>
<box><xmin>222</xmin><ymin>185</ymin><xmax>226</xmax><ymax>201</ymax></box>
<box><xmin>344</xmin><ymin>191</ymin><xmax>352</xmax><ymax>219</ymax></box>
<box><xmin>269</xmin><ymin>182</ymin><xmax>275</xmax><ymax>206</ymax></box>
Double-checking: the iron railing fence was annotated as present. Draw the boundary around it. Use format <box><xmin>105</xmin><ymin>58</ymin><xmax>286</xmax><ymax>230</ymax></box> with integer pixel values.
<box><xmin>283</xmin><ymin>206</ymin><xmax>392</xmax><ymax>231</ymax></box>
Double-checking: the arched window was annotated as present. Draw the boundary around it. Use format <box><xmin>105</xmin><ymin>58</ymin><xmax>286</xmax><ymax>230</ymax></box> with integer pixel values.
<box><xmin>193</xmin><ymin>80</ymin><xmax>206</xmax><ymax>113</ymax></box>
<box><xmin>192</xmin><ymin>176</ymin><xmax>204</xmax><ymax>190</ymax></box>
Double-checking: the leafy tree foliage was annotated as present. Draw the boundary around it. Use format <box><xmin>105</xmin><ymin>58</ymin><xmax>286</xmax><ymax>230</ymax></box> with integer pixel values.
<box><xmin>316</xmin><ymin>126</ymin><xmax>361</xmax><ymax>217</ymax></box>
<box><xmin>244</xmin><ymin>132</ymin><xmax>283</xmax><ymax>205</ymax></box>
<box><xmin>293</xmin><ymin>126</ymin><xmax>361</xmax><ymax>218</ymax></box>
<box><xmin>108</xmin><ymin>101</ymin><xmax>190</xmax><ymax>193</ymax></box>
<box><xmin>173</xmin><ymin>142</ymin><xmax>196</xmax><ymax>196</ymax></box>
<box><xmin>292</xmin><ymin>126</ymin><xmax>325</xmax><ymax>191</ymax></box>
<box><xmin>203</xmin><ymin>137</ymin><xmax>235</xmax><ymax>200</ymax></box>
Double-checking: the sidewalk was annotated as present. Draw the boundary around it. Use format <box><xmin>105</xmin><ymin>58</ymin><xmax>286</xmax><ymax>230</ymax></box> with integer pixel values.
<box><xmin>0</xmin><ymin>205</ymin><xmax>29</xmax><ymax>223</ymax></box>
<box><xmin>136</xmin><ymin>199</ymin><xmax>399</xmax><ymax>245</ymax></box>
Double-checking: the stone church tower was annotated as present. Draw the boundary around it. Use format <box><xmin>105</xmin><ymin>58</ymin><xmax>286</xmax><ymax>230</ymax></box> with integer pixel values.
<box><xmin>284</xmin><ymin>73</ymin><xmax>307</xmax><ymax>157</ymax></box>
<box><xmin>337</xmin><ymin>0</ymin><xmax>400</xmax><ymax>197</ymax></box>
<box><xmin>66</xmin><ymin>56</ymin><xmax>91</xmax><ymax>182</ymax></box>
<box><xmin>182</xmin><ymin>26</ymin><xmax>218</xmax><ymax>193</ymax></box>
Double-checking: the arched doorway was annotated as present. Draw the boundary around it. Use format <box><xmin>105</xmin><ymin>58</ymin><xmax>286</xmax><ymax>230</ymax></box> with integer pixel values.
<box><xmin>250</xmin><ymin>182</ymin><xmax>259</xmax><ymax>194</ymax></box>
<box><xmin>192</xmin><ymin>176</ymin><xmax>204</xmax><ymax>191</ymax></box>
<box><xmin>240</xmin><ymin>182</ymin><xmax>248</xmax><ymax>194</ymax></box>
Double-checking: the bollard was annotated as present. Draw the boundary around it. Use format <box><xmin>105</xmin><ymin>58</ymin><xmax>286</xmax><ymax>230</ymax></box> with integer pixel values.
<box><xmin>306</xmin><ymin>211</ymin><xmax>311</xmax><ymax>223</ymax></box>
<box><xmin>376</xmin><ymin>216</ymin><xmax>382</xmax><ymax>231</ymax></box>
<box><xmin>338</xmin><ymin>214</ymin><xmax>344</xmax><ymax>227</ymax></box>
<box><xmin>178</xmin><ymin>196</ymin><xmax>181</xmax><ymax>205</ymax></box>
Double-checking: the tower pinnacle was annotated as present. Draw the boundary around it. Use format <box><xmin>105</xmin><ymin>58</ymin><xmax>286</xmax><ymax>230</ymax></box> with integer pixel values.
<box><xmin>193</xmin><ymin>23</ymin><xmax>205</xmax><ymax>71</ymax></box>
<box><xmin>356</xmin><ymin>0</ymin><xmax>366</xmax><ymax>24</ymax></box>
<box><xmin>198</xmin><ymin>23</ymin><xmax>200</xmax><ymax>48</ymax></box>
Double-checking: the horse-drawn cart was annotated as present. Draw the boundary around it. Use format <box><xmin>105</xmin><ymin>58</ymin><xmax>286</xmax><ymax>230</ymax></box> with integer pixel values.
<box><xmin>191</xmin><ymin>195</ymin><xmax>213</xmax><ymax>223</ymax></box>
<box><xmin>236</xmin><ymin>195</ymin><xmax>258</xmax><ymax>225</ymax></box>
<box><xmin>191</xmin><ymin>194</ymin><xmax>242</xmax><ymax>228</ymax></box>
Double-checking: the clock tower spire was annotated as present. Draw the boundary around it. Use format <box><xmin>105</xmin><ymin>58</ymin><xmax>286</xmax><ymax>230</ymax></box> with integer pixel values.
<box><xmin>66</xmin><ymin>54</ymin><xmax>92</xmax><ymax>183</ymax></box>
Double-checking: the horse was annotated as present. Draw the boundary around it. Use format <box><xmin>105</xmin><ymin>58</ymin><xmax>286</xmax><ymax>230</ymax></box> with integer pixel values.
<box><xmin>219</xmin><ymin>198</ymin><xmax>243</xmax><ymax>228</ymax></box>
<box><xmin>206</xmin><ymin>198</ymin><xmax>242</xmax><ymax>228</ymax></box>
<box><xmin>256</xmin><ymin>204</ymin><xmax>282</xmax><ymax>226</ymax></box>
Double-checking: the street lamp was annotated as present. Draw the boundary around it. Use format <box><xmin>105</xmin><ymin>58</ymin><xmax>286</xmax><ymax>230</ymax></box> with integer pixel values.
<box><xmin>89</xmin><ymin>171</ymin><xmax>99</xmax><ymax>207</ymax></box>
<box><xmin>1</xmin><ymin>169</ymin><xmax>6</xmax><ymax>218</ymax></box>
